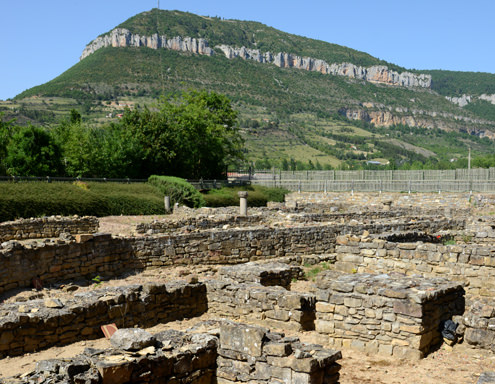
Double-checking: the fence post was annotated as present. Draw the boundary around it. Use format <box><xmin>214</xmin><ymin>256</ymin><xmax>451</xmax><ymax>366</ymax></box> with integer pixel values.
<box><xmin>298</xmin><ymin>181</ymin><xmax>301</xmax><ymax>193</ymax></box>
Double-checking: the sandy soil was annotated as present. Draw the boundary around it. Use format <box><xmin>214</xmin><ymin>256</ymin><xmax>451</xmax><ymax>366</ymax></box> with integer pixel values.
<box><xmin>1</xmin><ymin>216</ymin><xmax>494</xmax><ymax>382</ymax></box>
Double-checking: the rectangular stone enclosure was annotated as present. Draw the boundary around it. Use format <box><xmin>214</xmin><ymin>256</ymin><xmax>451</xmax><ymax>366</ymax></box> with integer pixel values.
<box><xmin>315</xmin><ymin>272</ymin><xmax>465</xmax><ymax>359</ymax></box>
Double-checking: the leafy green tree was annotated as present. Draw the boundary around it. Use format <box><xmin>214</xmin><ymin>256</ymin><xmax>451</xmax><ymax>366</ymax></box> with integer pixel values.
<box><xmin>119</xmin><ymin>90</ymin><xmax>243</xmax><ymax>178</ymax></box>
<box><xmin>4</xmin><ymin>125</ymin><xmax>63</xmax><ymax>176</ymax></box>
<box><xmin>0</xmin><ymin>113</ymin><xmax>16</xmax><ymax>175</ymax></box>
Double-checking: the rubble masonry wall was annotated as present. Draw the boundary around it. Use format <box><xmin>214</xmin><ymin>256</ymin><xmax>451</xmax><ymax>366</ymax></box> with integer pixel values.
<box><xmin>335</xmin><ymin>234</ymin><xmax>495</xmax><ymax>297</ymax></box>
<box><xmin>0</xmin><ymin>220</ymin><xmax>461</xmax><ymax>295</ymax></box>
<box><xmin>0</xmin><ymin>216</ymin><xmax>99</xmax><ymax>242</ymax></box>
<box><xmin>0</xmin><ymin>281</ymin><xmax>207</xmax><ymax>358</ymax></box>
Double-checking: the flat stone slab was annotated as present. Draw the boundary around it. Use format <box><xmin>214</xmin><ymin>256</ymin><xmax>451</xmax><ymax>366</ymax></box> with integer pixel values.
<box><xmin>218</xmin><ymin>262</ymin><xmax>303</xmax><ymax>288</ymax></box>
<box><xmin>110</xmin><ymin>328</ymin><xmax>155</xmax><ymax>351</ymax></box>
<box><xmin>316</xmin><ymin>271</ymin><xmax>464</xmax><ymax>303</ymax></box>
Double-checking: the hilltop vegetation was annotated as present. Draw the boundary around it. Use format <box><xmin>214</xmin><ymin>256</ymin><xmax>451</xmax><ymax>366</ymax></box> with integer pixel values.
<box><xmin>4</xmin><ymin>9</ymin><xmax>495</xmax><ymax>171</ymax></box>
<box><xmin>114</xmin><ymin>9</ymin><xmax>401</xmax><ymax>70</ymax></box>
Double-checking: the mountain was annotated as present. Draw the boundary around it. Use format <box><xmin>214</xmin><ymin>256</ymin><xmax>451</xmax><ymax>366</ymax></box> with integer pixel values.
<box><xmin>3</xmin><ymin>9</ymin><xmax>495</xmax><ymax>170</ymax></box>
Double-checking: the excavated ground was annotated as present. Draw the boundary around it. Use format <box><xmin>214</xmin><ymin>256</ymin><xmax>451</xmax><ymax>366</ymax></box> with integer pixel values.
<box><xmin>1</xmin><ymin>216</ymin><xmax>495</xmax><ymax>383</ymax></box>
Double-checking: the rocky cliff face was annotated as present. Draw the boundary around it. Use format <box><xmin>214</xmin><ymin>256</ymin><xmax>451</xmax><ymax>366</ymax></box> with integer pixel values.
<box><xmin>215</xmin><ymin>45</ymin><xmax>430</xmax><ymax>88</ymax></box>
<box><xmin>339</xmin><ymin>107</ymin><xmax>495</xmax><ymax>139</ymax></box>
<box><xmin>446</xmin><ymin>93</ymin><xmax>495</xmax><ymax>107</ymax></box>
<box><xmin>80</xmin><ymin>28</ymin><xmax>214</xmax><ymax>60</ymax></box>
<box><xmin>81</xmin><ymin>28</ymin><xmax>431</xmax><ymax>89</ymax></box>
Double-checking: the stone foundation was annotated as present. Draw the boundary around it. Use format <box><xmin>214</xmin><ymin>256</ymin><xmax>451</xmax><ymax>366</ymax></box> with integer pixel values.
<box><xmin>3</xmin><ymin>322</ymin><xmax>342</xmax><ymax>384</ymax></box>
<box><xmin>0</xmin><ymin>218</ymin><xmax>461</xmax><ymax>295</ymax></box>
<box><xmin>218</xmin><ymin>262</ymin><xmax>303</xmax><ymax>289</ymax></box>
<box><xmin>0</xmin><ymin>281</ymin><xmax>207</xmax><ymax>358</ymax></box>
<box><xmin>458</xmin><ymin>298</ymin><xmax>495</xmax><ymax>352</ymax></box>
<box><xmin>0</xmin><ymin>216</ymin><xmax>99</xmax><ymax>242</ymax></box>
<box><xmin>334</xmin><ymin>233</ymin><xmax>495</xmax><ymax>296</ymax></box>
<box><xmin>315</xmin><ymin>272</ymin><xmax>465</xmax><ymax>359</ymax></box>
<box><xmin>217</xmin><ymin>321</ymin><xmax>341</xmax><ymax>384</ymax></box>
<box><xmin>207</xmin><ymin>280</ymin><xmax>316</xmax><ymax>331</ymax></box>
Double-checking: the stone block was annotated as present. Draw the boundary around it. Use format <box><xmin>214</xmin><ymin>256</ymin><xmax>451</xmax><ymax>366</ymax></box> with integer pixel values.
<box><xmin>220</xmin><ymin>322</ymin><xmax>266</xmax><ymax>357</ymax></box>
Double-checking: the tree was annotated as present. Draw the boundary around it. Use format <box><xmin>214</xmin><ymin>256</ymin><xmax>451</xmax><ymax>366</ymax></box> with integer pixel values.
<box><xmin>4</xmin><ymin>125</ymin><xmax>63</xmax><ymax>176</ymax></box>
<box><xmin>119</xmin><ymin>90</ymin><xmax>243</xmax><ymax>178</ymax></box>
<box><xmin>0</xmin><ymin>113</ymin><xmax>15</xmax><ymax>175</ymax></box>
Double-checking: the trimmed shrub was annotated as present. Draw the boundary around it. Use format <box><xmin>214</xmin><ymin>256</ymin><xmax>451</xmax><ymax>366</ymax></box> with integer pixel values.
<box><xmin>0</xmin><ymin>182</ymin><xmax>164</xmax><ymax>221</ymax></box>
<box><xmin>148</xmin><ymin>175</ymin><xmax>205</xmax><ymax>208</ymax></box>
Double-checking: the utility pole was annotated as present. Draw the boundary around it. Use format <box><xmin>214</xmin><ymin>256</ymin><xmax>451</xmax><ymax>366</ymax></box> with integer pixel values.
<box><xmin>157</xmin><ymin>0</ymin><xmax>160</xmax><ymax>9</ymax></box>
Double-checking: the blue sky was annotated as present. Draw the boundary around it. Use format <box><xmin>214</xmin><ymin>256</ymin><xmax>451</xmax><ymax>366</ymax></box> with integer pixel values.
<box><xmin>1</xmin><ymin>0</ymin><xmax>494</xmax><ymax>100</ymax></box>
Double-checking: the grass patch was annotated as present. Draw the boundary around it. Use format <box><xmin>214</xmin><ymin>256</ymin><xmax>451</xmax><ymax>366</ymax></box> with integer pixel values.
<box><xmin>304</xmin><ymin>262</ymin><xmax>332</xmax><ymax>281</ymax></box>
<box><xmin>202</xmin><ymin>185</ymin><xmax>289</xmax><ymax>207</ymax></box>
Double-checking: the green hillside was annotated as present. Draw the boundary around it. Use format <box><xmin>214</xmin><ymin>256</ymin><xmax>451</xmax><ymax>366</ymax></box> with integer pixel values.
<box><xmin>113</xmin><ymin>9</ymin><xmax>403</xmax><ymax>71</ymax></box>
<box><xmin>5</xmin><ymin>9</ymin><xmax>495</xmax><ymax>171</ymax></box>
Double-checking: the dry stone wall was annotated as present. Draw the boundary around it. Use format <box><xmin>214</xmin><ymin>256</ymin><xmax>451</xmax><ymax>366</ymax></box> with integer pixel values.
<box><xmin>4</xmin><ymin>329</ymin><xmax>218</xmax><ymax>384</ymax></box>
<box><xmin>285</xmin><ymin>192</ymin><xmax>473</xmax><ymax>212</ymax></box>
<box><xmin>0</xmin><ymin>233</ymin><xmax>136</xmax><ymax>295</ymax></box>
<box><xmin>218</xmin><ymin>262</ymin><xmax>303</xmax><ymax>289</ymax></box>
<box><xmin>0</xmin><ymin>219</ymin><xmax>463</xmax><ymax>295</ymax></box>
<box><xmin>314</xmin><ymin>272</ymin><xmax>465</xmax><ymax>359</ymax></box>
<box><xmin>334</xmin><ymin>234</ymin><xmax>495</xmax><ymax>296</ymax></box>
<box><xmin>217</xmin><ymin>321</ymin><xmax>342</xmax><ymax>384</ymax></box>
<box><xmin>0</xmin><ymin>281</ymin><xmax>207</xmax><ymax>358</ymax></box>
<box><xmin>3</xmin><ymin>322</ymin><xmax>342</xmax><ymax>384</ymax></box>
<box><xmin>457</xmin><ymin>298</ymin><xmax>495</xmax><ymax>352</ymax></box>
<box><xmin>207</xmin><ymin>280</ymin><xmax>316</xmax><ymax>331</ymax></box>
<box><xmin>0</xmin><ymin>216</ymin><xmax>98</xmax><ymax>242</ymax></box>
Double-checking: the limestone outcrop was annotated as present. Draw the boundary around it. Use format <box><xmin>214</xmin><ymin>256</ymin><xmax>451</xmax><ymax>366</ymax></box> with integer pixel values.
<box><xmin>339</xmin><ymin>106</ymin><xmax>495</xmax><ymax>139</ymax></box>
<box><xmin>80</xmin><ymin>28</ymin><xmax>214</xmax><ymax>60</ymax></box>
<box><xmin>446</xmin><ymin>93</ymin><xmax>495</xmax><ymax>107</ymax></box>
<box><xmin>80</xmin><ymin>28</ymin><xmax>431</xmax><ymax>89</ymax></box>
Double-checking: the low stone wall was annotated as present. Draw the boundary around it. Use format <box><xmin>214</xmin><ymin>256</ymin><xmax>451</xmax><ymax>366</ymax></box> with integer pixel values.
<box><xmin>457</xmin><ymin>298</ymin><xmax>495</xmax><ymax>352</ymax></box>
<box><xmin>218</xmin><ymin>321</ymin><xmax>341</xmax><ymax>384</ymax></box>
<box><xmin>334</xmin><ymin>234</ymin><xmax>495</xmax><ymax>296</ymax></box>
<box><xmin>315</xmin><ymin>272</ymin><xmax>465</xmax><ymax>359</ymax></box>
<box><xmin>0</xmin><ymin>233</ymin><xmax>136</xmax><ymax>295</ymax></box>
<box><xmin>0</xmin><ymin>218</ymin><xmax>461</xmax><ymax>296</ymax></box>
<box><xmin>4</xmin><ymin>329</ymin><xmax>218</xmax><ymax>384</ymax></box>
<box><xmin>207</xmin><ymin>280</ymin><xmax>316</xmax><ymax>331</ymax></box>
<box><xmin>136</xmin><ymin>214</ymin><xmax>266</xmax><ymax>234</ymax></box>
<box><xmin>0</xmin><ymin>281</ymin><xmax>207</xmax><ymax>358</ymax></box>
<box><xmin>285</xmin><ymin>192</ymin><xmax>474</xmax><ymax>212</ymax></box>
<box><xmin>461</xmin><ymin>218</ymin><xmax>495</xmax><ymax>244</ymax></box>
<box><xmin>0</xmin><ymin>216</ymin><xmax>99</xmax><ymax>242</ymax></box>
<box><xmin>3</xmin><ymin>322</ymin><xmax>342</xmax><ymax>384</ymax></box>
<box><xmin>218</xmin><ymin>262</ymin><xmax>303</xmax><ymax>289</ymax></box>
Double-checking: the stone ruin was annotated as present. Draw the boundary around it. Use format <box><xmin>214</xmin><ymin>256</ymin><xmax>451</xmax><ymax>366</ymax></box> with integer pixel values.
<box><xmin>2</xmin><ymin>192</ymin><xmax>495</xmax><ymax>382</ymax></box>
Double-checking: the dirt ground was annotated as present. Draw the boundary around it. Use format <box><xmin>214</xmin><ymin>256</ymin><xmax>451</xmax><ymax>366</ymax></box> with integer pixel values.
<box><xmin>1</xmin><ymin>216</ymin><xmax>494</xmax><ymax>382</ymax></box>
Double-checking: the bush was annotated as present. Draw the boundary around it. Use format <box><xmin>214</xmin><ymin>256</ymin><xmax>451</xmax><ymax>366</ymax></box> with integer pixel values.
<box><xmin>203</xmin><ymin>185</ymin><xmax>289</xmax><ymax>207</ymax></box>
<box><xmin>0</xmin><ymin>182</ymin><xmax>164</xmax><ymax>221</ymax></box>
<box><xmin>148</xmin><ymin>175</ymin><xmax>205</xmax><ymax>208</ymax></box>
